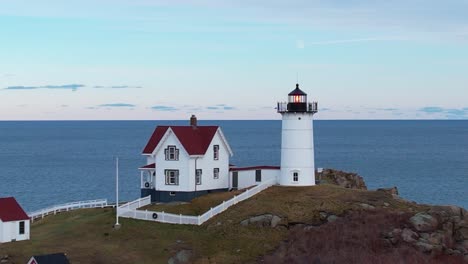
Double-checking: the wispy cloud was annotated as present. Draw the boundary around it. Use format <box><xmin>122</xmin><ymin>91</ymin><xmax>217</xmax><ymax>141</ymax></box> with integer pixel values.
<box><xmin>99</xmin><ymin>103</ymin><xmax>136</xmax><ymax>107</ymax></box>
<box><xmin>4</xmin><ymin>84</ymin><xmax>84</xmax><ymax>91</ymax></box>
<box><xmin>206</xmin><ymin>104</ymin><xmax>236</xmax><ymax>111</ymax></box>
<box><xmin>151</xmin><ymin>105</ymin><xmax>178</xmax><ymax>111</ymax></box>
<box><xmin>307</xmin><ymin>37</ymin><xmax>405</xmax><ymax>46</ymax></box>
<box><xmin>419</xmin><ymin>106</ymin><xmax>467</xmax><ymax>118</ymax></box>
<box><xmin>93</xmin><ymin>85</ymin><xmax>142</xmax><ymax>89</ymax></box>
<box><xmin>419</xmin><ymin>106</ymin><xmax>445</xmax><ymax>114</ymax></box>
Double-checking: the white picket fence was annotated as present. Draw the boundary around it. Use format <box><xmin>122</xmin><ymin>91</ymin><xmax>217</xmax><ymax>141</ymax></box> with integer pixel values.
<box><xmin>118</xmin><ymin>179</ymin><xmax>276</xmax><ymax>225</ymax></box>
<box><xmin>29</xmin><ymin>199</ymin><xmax>108</xmax><ymax>222</ymax></box>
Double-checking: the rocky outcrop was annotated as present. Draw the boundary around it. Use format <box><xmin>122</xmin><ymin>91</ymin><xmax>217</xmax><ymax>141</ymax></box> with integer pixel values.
<box><xmin>319</xmin><ymin>169</ymin><xmax>367</xmax><ymax>190</ymax></box>
<box><xmin>240</xmin><ymin>214</ymin><xmax>282</xmax><ymax>228</ymax></box>
<box><xmin>382</xmin><ymin>205</ymin><xmax>468</xmax><ymax>259</ymax></box>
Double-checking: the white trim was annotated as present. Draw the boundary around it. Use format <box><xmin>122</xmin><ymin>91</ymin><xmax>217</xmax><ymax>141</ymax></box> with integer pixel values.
<box><xmin>216</xmin><ymin>128</ymin><xmax>234</xmax><ymax>157</ymax></box>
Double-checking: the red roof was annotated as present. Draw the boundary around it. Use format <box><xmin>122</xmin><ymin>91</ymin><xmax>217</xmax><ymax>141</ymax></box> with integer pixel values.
<box><xmin>0</xmin><ymin>197</ymin><xmax>29</xmax><ymax>222</ymax></box>
<box><xmin>142</xmin><ymin>126</ymin><xmax>219</xmax><ymax>155</ymax></box>
<box><xmin>230</xmin><ymin>165</ymin><xmax>280</xmax><ymax>172</ymax></box>
<box><xmin>139</xmin><ymin>163</ymin><xmax>156</xmax><ymax>170</ymax></box>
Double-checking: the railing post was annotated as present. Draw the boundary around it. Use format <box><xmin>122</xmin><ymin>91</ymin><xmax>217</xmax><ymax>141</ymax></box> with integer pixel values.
<box><xmin>210</xmin><ymin>208</ymin><xmax>213</xmax><ymax>218</ymax></box>
<box><xmin>179</xmin><ymin>214</ymin><xmax>182</xmax><ymax>224</ymax></box>
<box><xmin>162</xmin><ymin>211</ymin><xmax>165</xmax><ymax>222</ymax></box>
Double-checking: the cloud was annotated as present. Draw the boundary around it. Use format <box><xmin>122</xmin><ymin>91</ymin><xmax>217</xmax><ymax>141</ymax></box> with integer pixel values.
<box><xmin>93</xmin><ymin>85</ymin><xmax>142</xmax><ymax>89</ymax></box>
<box><xmin>419</xmin><ymin>106</ymin><xmax>445</xmax><ymax>114</ymax></box>
<box><xmin>446</xmin><ymin>109</ymin><xmax>466</xmax><ymax>116</ymax></box>
<box><xmin>296</xmin><ymin>40</ymin><xmax>305</xmax><ymax>49</ymax></box>
<box><xmin>307</xmin><ymin>37</ymin><xmax>405</xmax><ymax>45</ymax></box>
<box><xmin>99</xmin><ymin>103</ymin><xmax>136</xmax><ymax>107</ymax></box>
<box><xmin>206</xmin><ymin>104</ymin><xmax>236</xmax><ymax>110</ymax></box>
<box><xmin>419</xmin><ymin>106</ymin><xmax>467</xmax><ymax>118</ymax></box>
<box><xmin>151</xmin><ymin>105</ymin><xmax>178</xmax><ymax>111</ymax></box>
<box><xmin>4</xmin><ymin>84</ymin><xmax>84</xmax><ymax>91</ymax></box>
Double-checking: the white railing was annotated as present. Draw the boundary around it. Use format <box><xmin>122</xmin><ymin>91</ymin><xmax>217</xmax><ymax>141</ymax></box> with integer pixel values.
<box><xmin>29</xmin><ymin>199</ymin><xmax>108</xmax><ymax>222</ymax></box>
<box><xmin>118</xmin><ymin>179</ymin><xmax>276</xmax><ymax>225</ymax></box>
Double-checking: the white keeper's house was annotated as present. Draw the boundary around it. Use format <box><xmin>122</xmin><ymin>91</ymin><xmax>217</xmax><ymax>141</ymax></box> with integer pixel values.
<box><xmin>0</xmin><ymin>197</ymin><xmax>30</xmax><ymax>243</ymax></box>
<box><xmin>139</xmin><ymin>83</ymin><xmax>318</xmax><ymax>202</ymax></box>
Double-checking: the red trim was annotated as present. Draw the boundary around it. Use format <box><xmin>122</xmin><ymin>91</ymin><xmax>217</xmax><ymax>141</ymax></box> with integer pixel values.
<box><xmin>139</xmin><ymin>163</ymin><xmax>156</xmax><ymax>170</ymax></box>
<box><xmin>229</xmin><ymin>165</ymin><xmax>280</xmax><ymax>172</ymax></box>
<box><xmin>142</xmin><ymin>126</ymin><xmax>219</xmax><ymax>155</ymax></box>
<box><xmin>0</xmin><ymin>197</ymin><xmax>29</xmax><ymax>222</ymax></box>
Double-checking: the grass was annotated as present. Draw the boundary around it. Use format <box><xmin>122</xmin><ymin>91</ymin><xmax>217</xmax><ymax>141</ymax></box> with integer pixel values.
<box><xmin>141</xmin><ymin>189</ymin><xmax>246</xmax><ymax>215</ymax></box>
<box><xmin>0</xmin><ymin>184</ymin><xmax>429</xmax><ymax>263</ymax></box>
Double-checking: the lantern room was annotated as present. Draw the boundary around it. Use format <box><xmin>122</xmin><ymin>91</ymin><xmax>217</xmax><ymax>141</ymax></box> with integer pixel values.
<box><xmin>287</xmin><ymin>84</ymin><xmax>308</xmax><ymax>112</ymax></box>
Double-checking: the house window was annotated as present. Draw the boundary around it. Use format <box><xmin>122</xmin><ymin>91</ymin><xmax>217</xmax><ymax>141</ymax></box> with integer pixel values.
<box><xmin>165</xmin><ymin>170</ymin><xmax>179</xmax><ymax>185</ymax></box>
<box><xmin>293</xmin><ymin>172</ymin><xmax>299</xmax><ymax>182</ymax></box>
<box><xmin>196</xmin><ymin>169</ymin><xmax>202</xmax><ymax>185</ymax></box>
<box><xmin>213</xmin><ymin>145</ymin><xmax>219</xmax><ymax>160</ymax></box>
<box><xmin>169</xmin><ymin>191</ymin><xmax>176</xmax><ymax>196</ymax></box>
<box><xmin>19</xmin><ymin>221</ymin><xmax>25</xmax><ymax>235</ymax></box>
<box><xmin>213</xmin><ymin>168</ymin><xmax>219</xmax><ymax>179</ymax></box>
<box><xmin>255</xmin><ymin>170</ymin><xmax>262</xmax><ymax>182</ymax></box>
<box><xmin>165</xmin><ymin>145</ymin><xmax>179</xmax><ymax>161</ymax></box>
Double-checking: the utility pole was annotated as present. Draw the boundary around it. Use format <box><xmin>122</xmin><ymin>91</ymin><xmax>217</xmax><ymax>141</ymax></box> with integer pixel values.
<box><xmin>114</xmin><ymin>157</ymin><xmax>121</xmax><ymax>229</ymax></box>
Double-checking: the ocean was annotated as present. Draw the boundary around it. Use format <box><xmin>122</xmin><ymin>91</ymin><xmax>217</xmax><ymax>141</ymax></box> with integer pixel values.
<box><xmin>0</xmin><ymin>120</ymin><xmax>466</xmax><ymax>212</ymax></box>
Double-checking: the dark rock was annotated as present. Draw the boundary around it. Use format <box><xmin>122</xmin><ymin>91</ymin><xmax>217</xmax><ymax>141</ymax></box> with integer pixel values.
<box><xmin>415</xmin><ymin>240</ymin><xmax>434</xmax><ymax>253</ymax></box>
<box><xmin>455</xmin><ymin>227</ymin><xmax>468</xmax><ymax>242</ymax></box>
<box><xmin>427</xmin><ymin>232</ymin><xmax>444</xmax><ymax>245</ymax></box>
<box><xmin>410</xmin><ymin>213</ymin><xmax>438</xmax><ymax>232</ymax></box>
<box><xmin>401</xmin><ymin>228</ymin><xmax>419</xmax><ymax>243</ymax></box>
<box><xmin>377</xmin><ymin>187</ymin><xmax>399</xmax><ymax>196</ymax></box>
<box><xmin>319</xmin><ymin>212</ymin><xmax>327</xmax><ymax>221</ymax></box>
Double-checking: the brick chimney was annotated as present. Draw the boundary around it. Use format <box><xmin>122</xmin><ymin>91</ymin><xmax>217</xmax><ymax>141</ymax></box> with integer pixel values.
<box><xmin>190</xmin><ymin>115</ymin><xmax>197</xmax><ymax>128</ymax></box>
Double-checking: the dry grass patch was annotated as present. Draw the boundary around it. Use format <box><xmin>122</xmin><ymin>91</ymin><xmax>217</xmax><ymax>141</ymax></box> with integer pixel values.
<box><xmin>141</xmin><ymin>189</ymin><xmax>246</xmax><ymax>215</ymax></box>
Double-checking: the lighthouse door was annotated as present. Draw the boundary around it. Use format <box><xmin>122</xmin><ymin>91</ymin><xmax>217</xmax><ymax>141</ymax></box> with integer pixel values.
<box><xmin>232</xmin><ymin>172</ymin><xmax>238</xmax><ymax>190</ymax></box>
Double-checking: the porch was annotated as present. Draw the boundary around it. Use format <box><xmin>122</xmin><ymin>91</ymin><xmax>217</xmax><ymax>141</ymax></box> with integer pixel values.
<box><xmin>139</xmin><ymin>163</ymin><xmax>156</xmax><ymax>189</ymax></box>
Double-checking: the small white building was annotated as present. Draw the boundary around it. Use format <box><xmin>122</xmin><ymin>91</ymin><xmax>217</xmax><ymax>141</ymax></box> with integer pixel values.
<box><xmin>0</xmin><ymin>197</ymin><xmax>30</xmax><ymax>243</ymax></box>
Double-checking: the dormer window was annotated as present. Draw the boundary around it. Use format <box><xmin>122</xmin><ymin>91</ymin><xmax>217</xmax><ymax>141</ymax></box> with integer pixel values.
<box><xmin>213</xmin><ymin>145</ymin><xmax>219</xmax><ymax>160</ymax></box>
<box><xmin>165</xmin><ymin>145</ymin><xmax>179</xmax><ymax>161</ymax></box>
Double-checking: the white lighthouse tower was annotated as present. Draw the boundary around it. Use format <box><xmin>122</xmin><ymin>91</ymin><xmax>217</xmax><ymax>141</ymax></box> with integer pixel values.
<box><xmin>277</xmin><ymin>84</ymin><xmax>318</xmax><ymax>186</ymax></box>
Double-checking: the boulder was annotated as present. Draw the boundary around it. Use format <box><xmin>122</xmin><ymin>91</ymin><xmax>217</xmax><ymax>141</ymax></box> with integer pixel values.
<box><xmin>168</xmin><ymin>249</ymin><xmax>192</xmax><ymax>264</ymax></box>
<box><xmin>410</xmin><ymin>213</ymin><xmax>439</xmax><ymax>232</ymax></box>
<box><xmin>455</xmin><ymin>227</ymin><xmax>468</xmax><ymax>242</ymax></box>
<box><xmin>377</xmin><ymin>187</ymin><xmax>399</xmax><ymax>196</ymax></box>
<box><xmin>327</xmin><ymin>215</ymin><xmax>338</xmax><ymax>223</ymax></box>
<box><xmin>401</xmin><ymin>228</ymin><xmax>419</xmax><ymax>243</ymax></box>
<box><xmin>240</xmin><ymin>214</ymin><xmax>283</xmax><ymax>228</ymax></box>
<box><xmin>415</xmin><ymin>240</ymin><xmax>434</xmax><ymax>253</ymax></box>
<box><xmin>427</xmin><ymin>232</ymin><xmax>444</xmax><ymax>246</ymax></box>
<box><xmin>359</xmin><ymin>203</ymin><xmax>375</xmax><ymax>210</ymax></box>
<box><xmin>271</xmin><ymin>215</ymin><xmax>282</xmax><ymax>228</ymax></box>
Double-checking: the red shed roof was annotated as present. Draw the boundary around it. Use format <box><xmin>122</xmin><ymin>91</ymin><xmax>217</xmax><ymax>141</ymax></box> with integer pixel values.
<box><xmin>0</xmin><ymin>197</ymin><xmax>29</xmax><ymax>222</ymax></box>
<box><xmin>142</xmin><ymin>126</ymin><xmax>219</xmax><ymax>155</ymax></box>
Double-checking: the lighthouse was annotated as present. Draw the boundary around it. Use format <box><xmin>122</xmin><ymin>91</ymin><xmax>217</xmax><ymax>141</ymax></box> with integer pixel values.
<box><xmin>277</xmin><ymin>84</ymin><xmax>318</xmax><ymax>186</ymax></box>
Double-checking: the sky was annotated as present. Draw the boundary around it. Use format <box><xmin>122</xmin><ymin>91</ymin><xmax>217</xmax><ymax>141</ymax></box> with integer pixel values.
<box><xmin>1</xmin><ymin>0</ymin><xmax>468</xmax><ymax>120</ymax></box>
